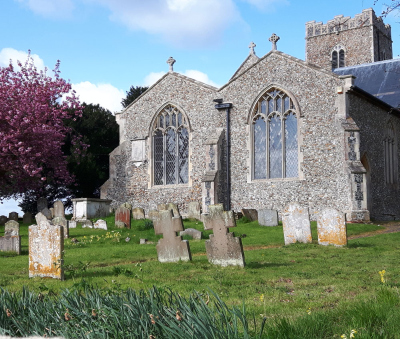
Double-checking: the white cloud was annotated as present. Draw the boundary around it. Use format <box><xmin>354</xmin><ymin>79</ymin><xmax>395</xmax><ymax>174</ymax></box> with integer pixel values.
<box><xmin>87</xmin><ymin>0</ymin><xmax>241</xmax><ymax>48</ymax></box>
<box><xmin>15</xmin><ymin>0</ymin><xmax>75</xmax><ymax>18</ymax></box>
<box><xmin>143</xmin><ymin>69</ymin><xmax>219</xmax><ymax>87</ymax></box>
<box><xmin>240</xmin><ymin>0</ymin><xmax>289</xmax><ymax>11</ymax></box>
<box><xmin>0</xmin><ymin>48</ymin><xmax>46</xmax><ymax>71</ymax></box>
<box><xmin>72</xmin><ymin>82</ymin><xmax>125</xmax><ymax>113</ymax></box>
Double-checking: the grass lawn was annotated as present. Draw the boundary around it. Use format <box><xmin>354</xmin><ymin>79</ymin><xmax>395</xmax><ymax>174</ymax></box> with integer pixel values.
<box><xmin>1</xmin><ymin>215</ymin><xmax>399</xmax><ymax>338</ymax></box>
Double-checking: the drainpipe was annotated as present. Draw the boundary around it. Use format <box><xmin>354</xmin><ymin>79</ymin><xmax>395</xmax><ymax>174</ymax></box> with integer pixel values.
<box><xmin>213</xmin><ymin>99</ymin><xmax>233</xmax><ymax>210</ymax></box>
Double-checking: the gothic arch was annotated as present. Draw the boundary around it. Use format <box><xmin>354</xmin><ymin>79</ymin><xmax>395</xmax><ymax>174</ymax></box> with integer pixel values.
<box><xmin>331</xmin><ymin>44</ymin><xmax>346</xmax><ymax>69</ymax></box>
<box><xmin>384</xmin><ymin>119</ymin><xmax>398</xmax><ymax>185</ymax></box>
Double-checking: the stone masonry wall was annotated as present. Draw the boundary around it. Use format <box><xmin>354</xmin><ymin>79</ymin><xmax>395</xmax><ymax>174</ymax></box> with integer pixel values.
<box><xmin>348</xmin><ymin>94</ymin><xmax>400</xmax><ymax>220</ymax></box>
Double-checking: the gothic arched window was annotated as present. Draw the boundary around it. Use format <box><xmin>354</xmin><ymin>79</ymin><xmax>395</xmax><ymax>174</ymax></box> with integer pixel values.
<box><xmin>332</xmin><ymin>45</ymin><xmax>345</xmax><ymax>69</ymax></box>
<box><xmin>252</xmin><ymin>88</ymin><xmax>298</xmax><ymax>180</ymax></box>
<box><xmin>384</xmin><ymin>122</ymin><xmax>397</xmax><ymax>185</ymax></box>
<box><xmin>152</xmin><ymin>105</ymin><xmax>189</xmax><ymax>185</ymax></box>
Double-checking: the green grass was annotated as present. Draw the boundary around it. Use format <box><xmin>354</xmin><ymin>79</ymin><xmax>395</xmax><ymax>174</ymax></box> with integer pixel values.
<box><xmin>0</xmin><ymin>215</ymin><xmax>398</xmax><ymax>337</ymax></box>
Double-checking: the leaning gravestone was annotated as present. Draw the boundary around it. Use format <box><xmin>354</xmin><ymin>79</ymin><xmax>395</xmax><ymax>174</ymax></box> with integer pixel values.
<box><xmin>52</xmin><ymin>217</ymin><xmax>69</xmax><ymax>238</ymax></box>
<box><xmin>258</xmin><ymin>209</ymin><xmax>278</xmax><ymax>226</ymax></box>
<box><xmin>53</xmin><ymin>200</ymin><xmax>65</xmax><ymax>218</ymax></box>
<box><xmin>148</xmin><ymin>210</ymin><xmax>159</xmax><ymax>221</ymax></box>
<box><xmin>154</xmin><ymin>210</ymin><xmax>191</xmax><ymax>263</ymax></box>
<box><xmin>23</xmin><ymin>212</ymin><xmax>32</xmax><ymax>225</ymax></box>
<box><xmin>29</xmin><ymin>220</ymin><xmax>64</xmax><ymax>280</ymax></box>
<box><xmin>8</xmin><ymin>212</ymin><xmax>19</xmax><ymax>222</ymax></box>
<box><xmin>41</xmin><ymin>208</ymin><xmax>52</xmax><ymax>220</ymax></box>
<box><xmin>94</xmin><ymin>219</ymin><xmax>107</xmax><ymax>230</ymax></box>
<box><xmin>115</xmin><ymin>206</ymin><xmax>131</xmax><ymax>229</ymax></box>
<box><xmin>203</xmin><ymin>204</ymin><xmax>245</xmax><ymax>267</ymax></box>
<box><xmin>37</xmin><ymin>197</ymin><xmax>48</xmax><ymax>212</ymax></box>
<box><xmin>132</xmin><ymin>207</ymin><xmax>145</xmax><ymax>220</ymax></box>
<box><xmin>167</xmin><ymin>203</ymin><xmax>180</xmax><ymax>217</ymax></box>
<box><xmin>282</xmin><ymin>202</ymin><xmax>312</xmax><ymax>245</ymax></box>
<box><xmin>317</xmin><ymin>208</ymin><xmax>347</xmax><ymax>247</ymax></box>
<box><xmin>0</xmin><ymin>215</ymin><xmax>8</xmax><ymax>226</ymax></box>
<box><xmin>241</xmin><ymin>209</ymin><xmax>258</xmax><ymax>221</ymax></box>
<box><xmin>179</xmin><ymin>228</ymin><xmax>202</xmax><ymax>240</ymax></box>
<box><xmin>187</xmin><ymin>201</ymin><xmax>201</xmax><ymax>220</ymax></box>
<box><xmin>35</xmin><ymin>212</ymin><xmax>48</xmax><ymax>226</ymax></box>
<box><xmin>0</xmin><ymin>220</ymin><xmax>21</xmax><ymax>254</ymax></box>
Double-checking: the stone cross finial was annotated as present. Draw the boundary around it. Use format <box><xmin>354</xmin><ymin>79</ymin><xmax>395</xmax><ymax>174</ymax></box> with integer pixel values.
<box><xmin>249</xmin><ymin>41</ymin><xmax>256</xmax><ymax>56</ymax></box>
<box><xmin>167</xmin><ymin>56</ymin><xmax>176</xmax><ymax>72</ymax></box>
<box><xmin>269</xmin><ymin>33</ymin><xmax>280</xmax><ymax>51</ymax></box>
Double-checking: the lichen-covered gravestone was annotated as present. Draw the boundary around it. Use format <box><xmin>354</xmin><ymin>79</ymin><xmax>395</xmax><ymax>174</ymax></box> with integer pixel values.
<box><xmin>258</xmin><ymin>209</ymin><xmax>278</xmax><ymax>226</ymax></box>
<box><xmin>179</xmin><ymin>228</ymin><xmax>202</xmax><ymax>240</ymax></box>
<box><xmin>0</xmin><ymin>220</ymin><xmax>21</xmax><ymax>254</ymax></box>
<box><xmin>282</xmin><ymin>202</ymin><xmax>312</xmax><ymax>245</ymax></box>
<box><xmin>23</xmin><ymin>212</ymin><xmax>32</xmax><ymax>225</ymax></box>
<box><xmin>94</xmin><ymin>219</ymin><xmax>107</xmax><ymax>230</ymax></box>
<box><xmin>0</xmin><ymin>215</ymin><xmax>8</xmax><ymax>226</ymax></box>
<box><xmin>35</xmin><ymin>212</ymin><xmax>48</xmax><ymax>226</ymax></box>
<box><xmin>29</xmin><ymin>220</ymin><xmax>64</xmax><ymax>280</ymax></box>
<box><xmin>187</xmin><ymin>201</ymin><xmax>201</xmax><ymax>220</ymax></box>
<box><xmin>8</xmin><ymin>212</ymin><xmax>18</xmax><ymax>222</ymax></box>
<box><xmin>132</xmin><ymin>207</ymin><xmax>145</xmax><ymax>220</ymax></box>
<box><xmin>241</xmin><ymin>209</ymin><xmax>258</xmax><ymax>221</ymax></box>
<box><xmin>148</xmin><ymin>210</ymin><xmax>159</xmax><ymax>221</ymax></box>
<box><xmin>154</xmin><ymin>210</ymin><xmax>191</xmax><ymax>263</ymax></box>
<box><xmin>203</xmin><ymin>204</ymin><xmax>245</xmax><ymax>267</ymax></box>
<box><xmin>115</xmin><ymin>206</ymin><xmax>131</xmax><ymax>229</ymax></box>
<box><xmin>53</xmin><ymin>200</ymin><xmax>65</xmax><ymax>218</ymax></box>
<box><xmin>37</xmin><ymin>197</ymin><xmax>48</xmax><ymax>212</ymax></box>
<box><xmin>168</xmin><ymin>203</ymin><xmax>180</xmax><ymax>217</ymax></box>
<box><xmin>52</xmin><ymin>217</ymin><xmax>69</xmax><ymax>238</ymax></box>
<box><xmin>317</xmin><ymin>208</ymin><xmax>347</xmax><ymax>246</ymax></box>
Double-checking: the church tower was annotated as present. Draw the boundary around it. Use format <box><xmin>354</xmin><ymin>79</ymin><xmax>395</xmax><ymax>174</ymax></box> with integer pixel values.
<box><xmin>305</xmin><ymin>8</ymin><xmax>393</xmax><ymax>71</ymax></box>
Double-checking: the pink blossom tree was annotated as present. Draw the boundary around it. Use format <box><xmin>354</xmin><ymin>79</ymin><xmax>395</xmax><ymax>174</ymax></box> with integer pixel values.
<box><xmin>0</xmin><ymin>52</ymin><xmax>86</xmax><ymax>200</ymax></box>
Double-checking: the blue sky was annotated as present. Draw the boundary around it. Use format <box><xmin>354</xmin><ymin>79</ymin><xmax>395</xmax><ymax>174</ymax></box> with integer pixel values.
<box><xmin>1</xmin><ymin>0</ymin><xmax>399</xmax><ymax>216</ymax></box>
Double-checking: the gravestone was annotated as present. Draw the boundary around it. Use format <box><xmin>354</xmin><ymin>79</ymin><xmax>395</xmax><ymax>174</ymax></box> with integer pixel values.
<box><xmin>29</xmin><ymin>220</ymin><xmax>64</xmax><ymax>280</ymax></box>
<box><xmin>132</xmin><ymin>207</ymin><xmax>145</xmax><ymax>220</ymax></box>
<box><xmin>120</xmin><ymin>202</ymin><xmax>132</xmax><ymax>210</ymax></box>
<box><xmin>37</xmin><ymin>197</ymin><xmax>48</xmax><ymax>212</ymax></box>
<box><xmin>82</xmin><ymin>220</ymin><xmax>93</xmax><ymax>228</ymax></box>
<box><xmin>41</xmin><ymin>208</ymin><xmax>52</xmax><ymax>220</ymax></box>
<box><xmin>317</xmin><ymin>208</ymin><xmax>347</xmax><ymax>246</ymax></box>
<box><xmin>52</xmin><ymin>217</ymin><xmax>69</xmax><ymax>238</ymax></box>
<box><xmin>69</xmin><ymin>221</ymin><xmax>77</xmax><ymax>228</ymax></box>
<box><xmin>148</xmin><ymin>210</ymin><xmax>159</xmax><ymax>221</ymax></box>
<box><xmin>157</xmin><ymin>203</ymin><xmax>168</xmax><ymax>211</ymax></box>
<box><xmin>0</xmin><ymin>220</ymin><xmax>21</xmax><ymax>254</ymax></box>
<box><xmin>0</xmin><ymin>215</ymin><xmax>8</xmax><ymax>226</ymax></box>
<box><xmin>115</xmin><ymin>206</ymin><xmax>131</xmax><ymax>229</ymax></box>
<box><xmin>241</xmin><ymin>209</ymin><xmax>258</xmax><ymax>221</ymax></box>
<box><xmin>203</xmin><ymin>204</ymin><xmax>245</xmax><ymax>267</ymax></box>
<box><xmin>35</xmin><ymin>212</ymin><xmax>48</xmax><ymax>226</ymax></box>
<box><xmin>50</xmin><ymin>208</ymin><xmax>55</xmax><ymax>218</ymax></box>
<box><xmin>187</xmin><ymin>201</ymin><xmax>201</xmax><ymax>220</ymax></box>
<box><xmin>167</xmin><ymin>203</ymin><xmax>180</xmax><ymax>217</ymax></box>
<box><xmin>8</xmin><ymin>212</ymin><xmax>18</xmax><ymax>222</ymax></box>
<box><xmin>140</xmin><ymin>238</ymin><xmax>148</xmax><ymax>244</ymax></box>
<box><xmin>23</xmin><ymin>212</ymin><xmax>32</xmax><ymax>225</ymax></box>
<box><xmin>94</xmin><ymin>219</ymin><xmax>107</xmax><ymax>230</ymax></box>
<box><xmin>179</xmin><ymin>228</ymin><xmax>202</xmax><ymax>240</ymax></box>
<box><xmin>282</xmin><ymin>202</ymin><xmax>312</xmax><ymax>245</ymax></box>
<box><xmin>258</xmin><ymin>209</ymin><xmax>278</xmax><ymax>226</ymax></box>
<box><xmin>53</xmin><ymin>200</ymin><xmax>65</xmax><ymax>218</ymax></box>
<box><xmin>154</xmin><ymin>210</ymin><xmax>191</xmax><ymax>263</ymax></box>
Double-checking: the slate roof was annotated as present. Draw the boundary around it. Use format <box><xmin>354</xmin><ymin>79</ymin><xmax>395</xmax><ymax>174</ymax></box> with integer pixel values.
<box><xmin>333</xmin><ymin>59</ymin><xmax>400</xmax><ymax>108</ymax></box>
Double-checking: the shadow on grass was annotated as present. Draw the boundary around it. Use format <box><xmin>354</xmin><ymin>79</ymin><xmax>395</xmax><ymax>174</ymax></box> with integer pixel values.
<box><xmin>246</xmin><ymin>262</ymin><xmax>291</xmax><ymax>269</ymax></box>
<box><xmin>347</xmin><ymin>242</ymin><xmax>375</xmax><ymax>248</ymax></box>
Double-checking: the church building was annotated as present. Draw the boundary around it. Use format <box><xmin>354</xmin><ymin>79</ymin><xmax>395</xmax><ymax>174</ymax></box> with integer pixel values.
<box><xmin>101</xmin><ymin>8</ymin><xmax>400</xmax><ymax>221</ymax></box>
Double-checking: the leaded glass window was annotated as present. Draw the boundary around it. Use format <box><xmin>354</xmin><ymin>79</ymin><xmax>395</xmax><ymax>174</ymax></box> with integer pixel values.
<box><xmin>252</xmin><ymin>88</ymin><xmax>298</xmax><ymax>180</ymax></box>
<box><xmin>152</xmin><ymin>105</ymin><xmax>189</xmax><ymax>185</ymax></box>
<box><xmin>332</xmin><ymin>45</ymin><xmax>345</xmax><ymax>70</ymax></box>
<box><xmin>384</xmin><ymin>122</ymin><xmax>397</xmax><ymax>185</ymax></box>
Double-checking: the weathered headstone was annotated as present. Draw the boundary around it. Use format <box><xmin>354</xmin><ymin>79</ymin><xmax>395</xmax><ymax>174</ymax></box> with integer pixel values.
<box><xmin>52</xmin><ymin>217</ymin><xmax>69</xmax><ymax>238</ymax></box>
<box><xmin>132</xmin><ymin>207</ymin><xmax>145</xmax><ymax>220</ymax></box>
<box><xmin>0</xmin><ymin>215</ymin><xmax>8</xmax><ymax>226</ymax></box>
<box><xmin>167</xmin><ymin>203</ymin><xmax>180</xmax><ymax>217</ymax></box>
<box><xmin>187</xmin><ymin>201</ymin><xmax>201</xmax><ymax>220</ymax></box>
<box><xmin>68</xmin><ymin>221</ymin><xmax>77</xmax><ymax>228</ymax></box>
<box><xmin>115</xmin><ymin>206</ymin><xmax>131</xmax><ymax>229</ymax></box>
<box><xmin>157</xmin><ymin>203</ymin><xmax>168</xmax><ymax>211</ymax></box>
<box><xmin>35</xmin><ymin>212</ymin><xmax>48</xmax><ymax>226</ymax></box>
<box><xmin>23</xmin><ymin>212</ymin><xmax>32</xmax><ymax>225</ymax></box>
<box><xmin>50</xmin><ymin>207</ymin><xmax>55</xmax><ymax>218</ymax></box>
<box><xmin>53</xmin><ymin>200</ymin><xmax>65</xmax><ymax>218</ymax></box>
<box><xmin>148</xmin><ymin>210</ymin><xmax>159</xmax><ymax>221</ymax></box>
<box><xmin>37</xmin><ymin>197</ymin><xmax>48</xmax><ymax>212</ymax></box>
<box><xmin>317</xmin><ymin>208</ymin><xmax>347</xmax><ymax>247</ymax></box>
<box><xmin>203</xmin><ymin>204</ymin><xmax>245</xmax><ymax>267</ymax></box>
<box><xmin>140</xmin><ymin>238</ymin><xmax>147</xmax><ymax>244</ymax></box>
<box><xmin>241</xmin><ymin>209</ymin><xmax>258</xmax><ymax>221</ymax></box>
<box><xmin>258</xmin><ymin>209</ymin><xmax>278</xmax><ymax>226</ymax></box>
<box><xmin>8</xmin><ymin>212</ymin><xmax>18</xmax><ymax>222</ymax></box>
<box><xmin>82</xmin><ymin>220</ymin><xmax>93</xmax><ymax>228</ymax></box>
<box><xmin>41</xmin><ymin>208</ymin><xmax>52</xmax><ymax>220</ymax></box>
<box><xmin>154</xmin><ymin>210</ymin><xmax>191</xmax><ymax>262</ymax></box>
<box><xmin>282</xmin><ymin>202</ymin><xmax>312</xmax><ymax>245</ymax></box>
<box><xmin>180</xmin><ymin>228</ymin><xmax>202</xmax><ymax>240</ymax></box>
<box><xmin>120</xmin><ymin>202</ymin><xmax>132</xmax><ymax>210</ymax></box>
<box><xmin>29</xmin><ymin>220</ymin><xmax>64</xmax><ymax>280</ymax></box>
<box><xmin>0</xmin><ymin>220</ymin><xmax>21</xmax><ymax>254</ymax></box>
<box><xmin>5</xmin><ymin>220</ymin><xmax>19</xmax><ymax>236</ymax></box>
<box><xmin>94</xmin><ymin>219</ymin><xmax>107</xmax><ymax>230</ymax></box>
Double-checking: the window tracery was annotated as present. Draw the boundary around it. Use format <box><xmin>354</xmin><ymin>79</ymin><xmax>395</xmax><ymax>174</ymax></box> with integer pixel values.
<box><xmin>252</xmin><ymin>88</ymin><xmax>298</xmax><ymax>180</ymax></box>
<box><xmin>332</xmin><ymin>45</ymin><xmax>345</xmax><ymax>69</ymax></box>
<box><xmin>384</xmin><ymin>121</ymin><xmax>397</xmax><ymax>185</ymax></box>
<box><xmin>152</xmin><ymin>105</ymin><xmax>189</xmax><ymax>185</ymax></box>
